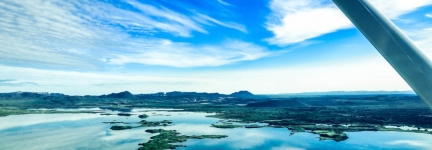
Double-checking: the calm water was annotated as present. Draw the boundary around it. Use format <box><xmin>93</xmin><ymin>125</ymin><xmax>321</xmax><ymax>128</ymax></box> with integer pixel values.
<box><xmin>0</xmin><ymin>108</ymin><xmax>431</xmax><ymax>150</ymax></box>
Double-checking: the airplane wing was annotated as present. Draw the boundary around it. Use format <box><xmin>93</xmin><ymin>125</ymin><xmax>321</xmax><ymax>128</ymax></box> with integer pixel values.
<box><xmin>333</xmin><ymin>0</ymin><xmax>432</xmax><ymax>109</ymax></box>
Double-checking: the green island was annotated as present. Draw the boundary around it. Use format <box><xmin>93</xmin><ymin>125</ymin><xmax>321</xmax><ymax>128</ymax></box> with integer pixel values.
<box><xmin>312</xmin><ymin>130</ymin><xmax>348</xmax><ymax>142</ymax></box>
<box><xmin>139</xmin><ymin>120</ymin><xmax>173</xmax><ymax>127</ymax></box>
<box><xmin>138</xmin><ymin>114</ymin><xmax>149</xmax><ymax>118</ymax></box>
<box><xmin>109</xmin><ymin>120</ymin><xmax>174</xmax><ymax>130</ymax></box>
<box><xmin>110</xmin><ymin>125</ymin><xmax>132</xmax><ymax>130</ymax></box>
<box><xmin>138</xmin><ymin>129</ymin><xmax>227</xmax><ymax>150</ymax></box>
<box><xmin>245</xmin><ymin>124</ymin><xmax>266</xmax><ymax>128</ymax></box>
<box><xmin>1</xmin><ymin>91</ymin><xmax>432</xmax><ymax>143</ymax></box>
<box><xmin>211</xmin><ymin>123</ymin><xmax>265</xmax><ymax>129</ymax></box>
<box><xmin>211</xmin><ymin>124</ymin><xmax>243</xmax><ymax>128</ymax></box>
<box><xmin>102</xmin><ymin>121</ymin><xmax>124</xmax><ymax>124</ymax></box>
<box><xmin>100</xmin><ymin>113</ymin><xmax>134</xmax><ymax>116</ymax></box>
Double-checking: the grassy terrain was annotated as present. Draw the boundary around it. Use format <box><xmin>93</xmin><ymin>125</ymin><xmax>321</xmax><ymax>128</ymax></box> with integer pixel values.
<box><xmin>138</xmin><ymin>129</ymin><xmax>227</xmax><ymax>150</ymax></box>
<box><xmin>1</xmin><ymin>93</ymin><xmax>431</xmax><ymax>128</ymax></box>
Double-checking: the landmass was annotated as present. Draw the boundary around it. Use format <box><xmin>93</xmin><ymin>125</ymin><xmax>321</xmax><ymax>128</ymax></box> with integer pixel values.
<box><xmin>1</xmin><ymin>90</ymin><xmax>432</xmax><ymax>142</ymax></box>
<box><xmin>138</xmin><ymin>114</ymin><xmax>149</xmax><ymax>118</ymax></box>
<box><xmin>138</xmin><ymin>129</ymin><xmax>227</xmax><ymax>150</ymax></box>
<box><xmin>110</xmin><ymin>125</ymin><xmax>132</xmax><ymax>130</ymax></box>
<box><xmin>211</xmin><ymin>124</ymin><xmax>243</xmax><ymax>128</ymax></box>
<box><xmin>139</xmin><ymin>120</ymin><xmax>172</xmax><ymax>127</ymax></box>
<box><xmin>109</xmin><ymin>119</ymin><xmax>174</xmax><ymax>130</ymax></box>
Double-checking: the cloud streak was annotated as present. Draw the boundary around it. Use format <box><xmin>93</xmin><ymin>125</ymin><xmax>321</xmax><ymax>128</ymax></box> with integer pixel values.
<box><xmin>265</xmin><ymin>0</ymin><xmax>432</xmax><ymax>46</ymax></box>
<box><xmin>0</xmin><ymin>54</ymin><xmax>413</xmax><ymax>95</ymax></box>
<box><xmin>106</xmin><ymin>40</ymin><xmax>268</xmax><ymax>67</ymax></box>
<box><xmin>265</xmin><ymin>0</ymin><xmax>353</xmax><ymax>46</ymax></box>
<box><xmin>0</xmin><ymin>79</ymin><xmax>39</xmax><ymax>87</ymax></box>
<box><xmin>194</xmin><ymin>14</ymin><xmax>247</xmax><ymax>33</ymax></box>
<box><xmin>0</xmin><ymin>65</ymin><xmax>216</xmax><ymax>95</ymax></box>
<box><xmin>367</xmin><ymin>0</ymin><xmax>432</xmax><ymax>19</ymax></box>
<box><xmin>124</xmin><ymin>0</ymin><xmax>207</xmax><ymax>37</ymax></box>
<box><xmin>217</xmin><ymin>0</ymin><xmax>232</xmax><ymax>6</ymax></box>
<box><xmin>0</xmin><ymin>0</ymin><xmax>259</xmax><ymax>69</ymax></box>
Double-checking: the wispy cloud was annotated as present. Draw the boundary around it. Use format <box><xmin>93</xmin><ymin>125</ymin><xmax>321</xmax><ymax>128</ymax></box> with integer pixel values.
<box><xmin>0</xmin><ymin>65</ymin><xmax>215</xmax><ymax>95</ymax></box>
<box><xmin>265</xmin><ymin>0</ymin><xmax>353</xmax><ymax>46</ymax></box>
<box><xmin>124</xmin><ymin>0</ymin><xmax>207</xmax><ymax>37</ymax></box>
<box><xmin>217</xmin><ymin>0</ymin><xmax>232</xmax><ymax>6</ymax></box>
<box><xmin>0</xmin><ymin>0</ymin><xmax>103</xmax><ymax>69</ymax></box>
<box><xmin>0</xmin><ymin>79</ymin><xmax>39</xmax><ymax>87</ymax></box>
<box><xmin>367</xmin><ymin>0</ymin><xmax>432</xmax><ymax>19</ymax></box>
<box><xmin>106</xmin><ymin>40</ymin><xmax>267</xmax><ymax>67</ymax></box>
<box><xmin>0</xmin><ymin>0</ymin><xmax>255</xmax><ymax>69</ymax></box>
<box><xmin>194</xmin><ymin>14</ymin><xmax>247</xmax><ymax>33</ymax></box>
<box><xmin>0</xmin><ymin>54</ymin><xmax>413</xmax><ymax>95</ymax></box>
<box><xmin>265</xmin><ymin>0</ymin><xmax>432</xmax><ymax>46</ymax></box>
<box><xmin>426</xmin><ymin>13</ymin><xmax>432</xmax><ymax>18</ymax></box>
<box><xmin>406</xmin><ymin>27</ymin><xmax>432</xmax><ymax>58</ymax></box>
<box><xmin>0</xmin><ymin>79</ymin><xmax>15</xmax><ymax>82</ymax></box>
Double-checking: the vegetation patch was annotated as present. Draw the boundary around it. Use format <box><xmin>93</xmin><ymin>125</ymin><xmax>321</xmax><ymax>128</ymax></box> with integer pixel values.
<box><xmin>110</xmin><ymin>125</ymin><xmax>132</xmax><ymax>130</ymax></box>
<box><xmin>245</xmin><ymin>124</ymin><xmax>266</xmax><ymax>128</ymax></box>
<box><xmin>139</xmin><ymin>120</ymin><xmax>173</xmax><ymax>127</ymax></box>
<box><xmin>102</xmin><ymin>121</ymin><xmax>124</xmax><ymax>124</ymax></box>
<box><xmin>312</xmin><ymin>130</ymin><xmax>348</xmax><ymax>142</ymax></box>
<box><xmin>138</xmin><ymin>129</ymin><xmax>227</xmax><ymax>150</ymax></box>
<box><xmin>138</xmin><ymin>114</ymin><xmax>149</xmax><ymax>119</ymax></box>
<box><xmin>109</xmin><ymin>120</ymin><xmax>174</xmax><ymax>130</ymax></box>
<box><xmin>211</xmin><ymin>124</ymin><xmax>243</xmax><ymax>128</ymax></box>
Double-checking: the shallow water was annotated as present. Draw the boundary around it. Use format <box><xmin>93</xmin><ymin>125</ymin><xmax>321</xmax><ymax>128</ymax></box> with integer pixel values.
<box><xmin>0</xmin><ymin>108</ymin><xmax>431</xmax><ymax>150</ymax></box>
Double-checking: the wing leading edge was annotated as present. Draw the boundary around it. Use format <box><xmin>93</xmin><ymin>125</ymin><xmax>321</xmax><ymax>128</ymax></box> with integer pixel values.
<box><xmin>333</xmin><ymin>0</ymin><xmax>432</xmax><ymax>109</ymax></box>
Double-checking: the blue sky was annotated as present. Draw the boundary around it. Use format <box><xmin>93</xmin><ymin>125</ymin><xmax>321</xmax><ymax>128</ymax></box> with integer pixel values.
<box><xmin>1</xmin><ymin>0</ymin><xmax>432</xmax><ymax>95</ymax></box>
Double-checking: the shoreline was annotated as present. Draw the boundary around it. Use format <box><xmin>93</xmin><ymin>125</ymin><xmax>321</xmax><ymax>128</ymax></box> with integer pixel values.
<box><xmin>1</xmin><ymin>105</ymin><xmax>431</xmax><ymax>143</ymax></box>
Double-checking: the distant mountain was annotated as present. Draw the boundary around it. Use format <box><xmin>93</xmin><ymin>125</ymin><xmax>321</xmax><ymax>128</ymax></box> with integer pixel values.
<box><xmin>164</xmin><ymin>91</ymin><xmax>224</xmax><ymax>97</ymax></box>
<box><xmin>230</xmin><ymin>91</ymin><xmax>254</xmax><ymax>98</ymax></box>
<box><xmin>0</xmin><ymin>90</ymin><xmax>416</xmax><ymax>99</ymax></box>
<box><xmin>101</xmin><ymin>91</ymin><xmax>134</xmax><ymax>98</ymax></box>
<box><xmin>0</xmin><ymin>91</ymin><xmax>64</xmax><ymax>98</ymax></box>
<box><xmin>138</xmin><ymin>91</ymin><xmax>258</xmax><ymax>98</ymax></box>
<box><xmin>0</xmin><ymin>90</ymin><xmax>259</xmax><ymax>99</ymax></box>
<box><xmin>246</xmin><ymin>100</ymin><xmax>306</xmax><ymax>107</ymax></box>
<box><xmin>274</xmin><ymin>91</ymin><xmax>416</xmax><ymax>96</ymax></box>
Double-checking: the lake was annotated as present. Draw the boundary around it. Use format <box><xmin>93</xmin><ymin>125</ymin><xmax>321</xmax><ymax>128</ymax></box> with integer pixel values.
<box><xmin>0</xmin><ymin>108</ymin><xmax>431</xmax><ymax>150</ymax></box>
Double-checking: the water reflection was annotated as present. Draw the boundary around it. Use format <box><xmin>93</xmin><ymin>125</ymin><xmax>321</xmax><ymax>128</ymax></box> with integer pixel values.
<box><xmin>0</xmin><ymin>108</ymin><xmax>431</xmax><ymax>150</ymax></box>
<box><xmin>386</xmin><ymin>140</ymin><xmax>432</xmax><ymax>149</ymax></box>
<box><xmin>0</xmin><ymin>112</ymin><xmax>148</xmax><ymax>150</ymax></box>
<box><xmin>1</xmin><ymin>125</ymin><xmax>105</xmax><ymax>149</ymax></box>
<box><xmin>0</xmin><ymin>113</ymin><xmax>102</xmax><ymax>130</ymax></box>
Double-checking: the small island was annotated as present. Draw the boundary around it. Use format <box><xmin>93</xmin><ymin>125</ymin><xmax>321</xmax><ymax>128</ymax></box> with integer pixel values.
<box><xmin>138</xmin><ymin>129</ymin><xmax>227</xmax><ymax>150</ymax></box>
<box><xmin>117</xmin><ymin>113</ymin><xmax>132</xmax><ymax>116</ymax></box>
<box><xmin>102</xmin><ymin>121</ymin><xmax>124</xmax><ymax>124</ymax></box>
<box><xmin>211</xmin><ymin>124</ymin><xmax>243</xmax><ymax>129</ymax></box>
<box><xmin>109</xmin><ymin>120</ymin><xmax>174</xmax><ymax>130</ymax></box>
<box><xmin>139</xmin><ymin>120</ymin><xmax>173</xmax><ymax>127</ymax></box>
<box><xmin>211</xmin><ymin>123</ymin><xmax>266</xmax><ymax>129</ymax></box>
<box><xmin>110</xmin><ymin>125</ymin><xmax>132</xmax><ymax>130</ymax></box>
<box><xmin>312</xmin><ymin>130</ymin><xmax>348</xmax><ymax>142</ymax></box>
<box><xmin>138</xmin><ymin>114</ymin><xmax>149</xmax><ymax>119</ymax></box>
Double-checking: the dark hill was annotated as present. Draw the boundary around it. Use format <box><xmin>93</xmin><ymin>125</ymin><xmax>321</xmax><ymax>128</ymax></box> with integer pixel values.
<box><xmin>102</xmin><ymin>91</ymin><xmax>134</xmax><ymax>98</ymax></box>
<box><xmin>230</xmin><ymin>91</ymin><xmax>254</xmax><ymax>98</ymax></box>
<box><xmin>246</xmin><ymin>100</ymin><xmax>306</xmax><ymax>107</ymax></box>
<box><xmin>165</xmin><ymin>91</ymin><xmax>224</xmax><ymax>97</ymax></box>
